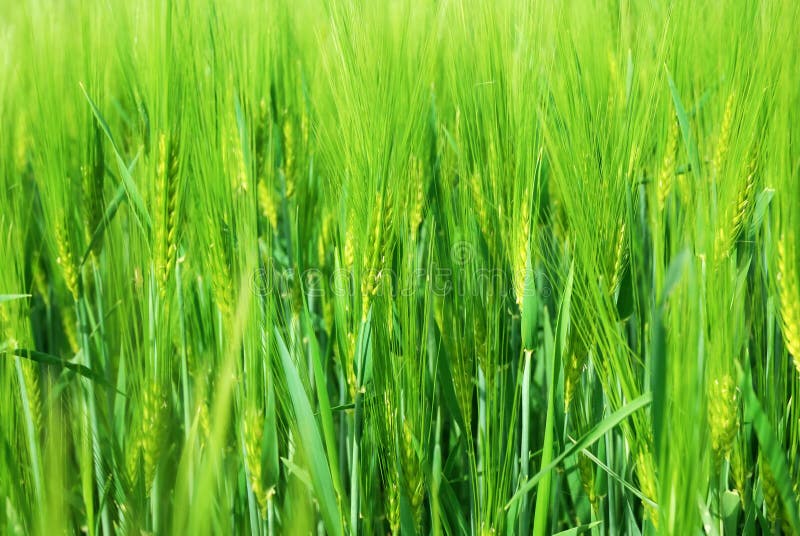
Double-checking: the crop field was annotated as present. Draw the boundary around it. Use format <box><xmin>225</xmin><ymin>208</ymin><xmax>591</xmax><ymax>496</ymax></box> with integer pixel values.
<box><xmin>1</xmin><ymin>0</ymin><xmax>800</xmax><ymax>534</ymax></box>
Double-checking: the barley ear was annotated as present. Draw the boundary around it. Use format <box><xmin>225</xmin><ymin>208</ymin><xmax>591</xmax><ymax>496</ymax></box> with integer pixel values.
<box><xmin>577</xmin><ymin>452</ymin><xmax>598</xmax><ymax>510</ymax></box>
<box><xmin>55</xmin><ymin>214</ymin><xmax>79</xmax><ymax>301</ymax></box>
<box><xmin>282</xmin><ymin>116</ymin><xmax>295</xmax><ymax>198</ymax></box>
<box><xmin>154</xmin><ymin>132</ymin><xmax>181</xmax><ymax>301</ymax></box>
<box><xmin>513</xmin><ymin>191</ymin><xmax>531</xmax><ymax>307</ymax></box>
<box><xmin>712</xmin><ymin>92</ymin><xmax>735</xmax><ymax>180</ymax></box>
<box><xmin>635</xmin><ymin>448</ymin><xmax>659</xmax><ymax>528</ymax></box>
<box><xmin>141</xmin><ymin>380</ymin><xmax>163</xmax><ymax>491</ymax></box>
<box><xmin>408</xmin><ymin>155</ymin><xmax>424</xmax><ymax>240</ymax></box>
<box><xmin>777</xmin><ymin>234</ymin><xmax>800</xmax><ymax>372</ymax></box>
<box><xmin>402</xmin><ymin>421</ymin><xmax>424</xmax><ymax>531</ymax></box>
<box><xmin>759</xmin><ymin>453</ymin><xmax>781</xmax><ymax>525</ymax></box>
<box><xmin>707</xmin><ymin>374</ymin><xmax>739</xmax><ymax>463</ymax></box>
<box><xmin>564</xmin><ymin>332</ymin><xmax>587</xmax><ymax>413</ymax></box>
<box><xmin>244</xmin><ymin>407</ymin><xmax>269</xmax><ymax>516</ymax></box>
<box><xmin>657</xmin><ymin>118</ymin><xmax>678</xmax><ymax>212</ymax></box>
<box><xmin>609</xmin><ymin>221</ymin><xmax>628</xmax><ymax>296</ymax></box>
<box><xmin>257</xmin><ymin>180</ymin><xmax>278</xmax><ymax>231</ymax></box>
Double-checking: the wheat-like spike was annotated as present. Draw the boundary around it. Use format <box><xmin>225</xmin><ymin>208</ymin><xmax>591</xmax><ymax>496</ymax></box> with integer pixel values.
<box><xmin>409</xmin><ymin>155</ymin><xmax>424</xmax><ymax>240</ymax></box>
<box><xmin>731</xmin><ymin>438</ymin><xmax>747</xmax><ymax>506</ymax></box>
<box><xmin>513</xmin><ymin>191</ymin><xmax>531</xmax><ymax>307</ymax></box>
<box><xmin>470</xmin><ymin>170</ymin><xmax>497</xmax><ymax>261</ymax></box>
<box><xmin>636</xmin><ymin>448</ymin><xmax>659</xmax><ymax>529</ymax></box>
<box><xmin>255</xmin><ymin>97</ymin><xmax>276</xmax><ymax>228</ymax></box>
<box><xmin>437</xmin><ymin>118</ymin><xmax>456</xmax><ymax>189</ymax></box>
<box><xmin>344</xmin><ymin>224</ymin><xmax>355</xmax><ymax>271</ymax></box>
<box><xmin>707</xmin><ymin>374</ymin><xmax>740</xmax><ymax>463</ymax></box>
<box><xmin>380</xmin><ymin>190</ymin><xmax>394</xmax><ymax>264</ymax></box>
<box><xmin>141</xmin><ymin>380</ymin><xmax>163</xmax><ymax>490</ymax></box>
<box><xmin>154</xmin><ymin>132</ymin><xmax>180</xmax><ymax>301</ymax></box>
<box><xmin>61</xmin><ymin>307</ymin><xmax>80</xmax><ymax>355</ymax></box>
<box><xmin>387</xmin><ymin>479</ymin><xmax>400</xmax><ymax>535</ymax></box>
<box><xmin>32</xmin><ymin>260</ymin><xmax>50</xmax><ymax>308</ymax></box>
<box><xmin>258</xmin><ymin>180</ymin><xmax>279</xmax><ymax>231</ymax></box>
<box><xmin>256</xmin><ymin>98</ymin><xmax>270</xmax><ymax>156</ymax></box>
<box><xmin>380</xmin><ymin>393</ymin><xmax>401</xmax><ymax>534</ymax></box>
<box><xmin>283</xmin><ymin>116</ymin><xmax>295</xmax><ymax>198</ymax></box>
<box><xmin>300</xmin><ymin>107</ymin><xmax>309</xmax><ymax>149</ymax></box>
<box><xmin>713</xmin><ymin>93</ymin><xmax>735</xmax><ymax>180</ymax></box>
<box><xmin>360</xmin><ymin>206</ymin><xmax>379</xmax><ymax>318</ymax></box>
<box><xmin>445</xmin><ymin>314</ymin><xmax>476</xmax><ymax>426</ymax></box>
<box><xmin>731</xmin><ymin>154</ymin><xmax>756</xmax><ymax>239</ymax></box>
<box><xmin>244</xmin><ymin>407</ymin><xmax>269</xmax><ymax>516</ymax></box>
<box><xmin>716</xmin><ymin>154</ymin><xmax>757</xmax><ymax>265</ymax></box>
<box><xmin>197</xmin><ymin>398</ymin><xmax>211</xmax><ymax>451</ymax></box>
<box><xmin>402</xmin><ymin>421</ymin><xmax>424</xmax><ymax>531</ymax></box>
<box><xmin>209</xmin><ymin>218</ymin><xmax>235</xmax><ymax>321</ymax></box>
<box><xmin>20</xmin><ymin>360</ymin><xmax>42</xmax><ymax>434</ymax></box>
<box><xmin>55</xmin><ymin>215</ymin><xmax>79</xmax><ymax>300</ymax></box>
<box><xmin>564</xmin><ymin>331</ymin><xmax>587</xmax><ymax>413</ymax></box>
<box><xmin>318</xmin><ymin>214</ymin><xmax>333</xmax><ymax>268</ymax></box>
<box><xmin>125</xmin><ymin>425</ymin><xmax>142</xmax><ymax>488</ymax></box>
<box><xmin>361</xmin><ymin>191</ymin><xmax>391</xmax><ymax>319</ymax></box>
<box><xmin>14</xmin><ymin>114</ymin><xmax>31</xmax><ymax>173</ymax></box>
<box><xmin>577</xmin><ymin>452</ymin><xmax>598</xmax><ymax>510</ymax></box>
<box><xmin>609</xmin><ymin>221</ymin><xmax>628</xmax><ymax>296</ymax></box>
<box><xmin>658</xmin><ymin>118</ymin><xmax>678</xmax><ymax>212</ymax></box>
<box><xmin>777</xmin><ymin>234</ymin><xmax>800</xmax><ymax>371</ymax></box>
<box><xmin>759</xmin><ymin>454</ymin><xmax>780</xmax><ymax>525</ymax></box>
<box><xmin>563</xmin><ymin>352</ymin><xmax>584</xmax><ymax>413</ymax></box>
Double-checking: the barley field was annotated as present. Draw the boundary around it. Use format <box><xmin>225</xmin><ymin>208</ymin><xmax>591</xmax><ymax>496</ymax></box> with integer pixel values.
<box><xmin>1</xmin><ymin>0</ymin><xmax>800</xmax><ymax>534</ymax></box>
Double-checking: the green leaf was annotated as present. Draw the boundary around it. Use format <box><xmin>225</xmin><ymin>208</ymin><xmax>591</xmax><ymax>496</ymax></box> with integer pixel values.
<box><xmin>615</xmin><ymin>261</ymin><xmax>634</xmax><ymax>321</ymax></box>
<box><xmin>80</xmin><ymin>173</ymin><xmax>131</xmax><ymax>266</ymax></box>
<box><xmin>532</xmin><ymin>311</ymin><xmax>556</xmax><ymax>536</ymax></box>
<box><xmin>0</xmin><ymin>294</ymin><xmax>30</xmax><ymax>304</ymax></box>
<box><xmin>750</xmin><ymin>188</ymin><xmax>775</xmax><ymax>232</ymax></box>
<box><xmin>552</xmin><ymin>521</ymin><xmax>603</xmax><ymax>536</ymax></box>
<box><xmin>302</xmin><ymin>307</ymin><xmax>343</xmax><ymax>499</ymax></box>
<box><xmin>665</xmin><ymin>68</ymin><xmax>701</xmax><ymax>177</ymax></box>
<box><xmin>3</xmin><ymin>348</ymin><xmax>122</xmax><ymax>394</ymax></box>
<box><xmin>79</xmin><ymin>83</ymin><xmax>152</xmax><ymax>234</ymax></box>
<box><xmin>660</xmin><ymin>249</ymin><xmax>690</xmax><ymax>305</ymax></box>
<box><xmin>506</xmin><ymin>392</ymin><xmax>652</xmax><ymax>510</ymax></box>
<box><xmin>722</xmin><ymin>490</ymin><xmax>742</xmax><ymax>535</ymax></box>
<box><xmin>650</xmin><ymin>306</ymin><xmax>666</xmax><ymax>457</ymax></box>
<box><xmin>274</xmin><ymin>328</ymin><xmax>344</xmax><ymax>536</ymax></box>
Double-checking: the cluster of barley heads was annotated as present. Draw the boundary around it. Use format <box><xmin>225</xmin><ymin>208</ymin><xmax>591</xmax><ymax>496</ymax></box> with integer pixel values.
<box><xmin>1</xmin><ymin>0</ymin><xmax>800</xmax><ymax>535</ymax></box>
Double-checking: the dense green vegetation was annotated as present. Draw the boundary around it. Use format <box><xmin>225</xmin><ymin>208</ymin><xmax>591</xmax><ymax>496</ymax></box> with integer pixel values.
<box><xmin>2</xmin><ymin>0</ymin><xmax>800</xmax><ymax>533</ymax></box>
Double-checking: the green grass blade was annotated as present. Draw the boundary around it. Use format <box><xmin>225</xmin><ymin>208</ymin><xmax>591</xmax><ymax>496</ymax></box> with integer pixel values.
<box><xmin>740</xmin><ymin>365</ymin><xmax>800</xmax><ymax>533</ymax></box>
<box><xmin>532</xmin><ymin>311</ymin><xmax>556</xmax><ymax>536</ymax></box>
<box><xmin>302</xmin><ymin>308</ymin><xmax>343</xmax><ymax>499</ymax></box>
<box><xmin>506</xmin><ymin>393</ymin><xmax>652</xmax><ymax>510</ymax></box>
<box><xmin>665</xmin><ymin>68</ymin><xmax>701</xmax><ymax>177</ymax></box>
<box><xmin>274</xmin><ymin>328</ymin><xmax>344</xmax><ymax>536</ymax></box>
<box><xmin>79</xmin><ymin>83</ymin><xmax>152</xmax><ymax>233</ymax></box>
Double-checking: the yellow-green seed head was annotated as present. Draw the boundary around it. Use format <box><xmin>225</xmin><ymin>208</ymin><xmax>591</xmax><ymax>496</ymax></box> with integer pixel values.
<box><xmin>707</xmin><ymin>374</ymin><xmax>740</xmax><ymax>462</ymax></box>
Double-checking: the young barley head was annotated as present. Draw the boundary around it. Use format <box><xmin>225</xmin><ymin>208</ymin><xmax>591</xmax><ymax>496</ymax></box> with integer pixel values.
<box><xmin>707</xmin><ymin>374</ymin><xmax>739</xmax><ymax>463</ymax></box>
<box><xmin>777</xmin><ymin>233</ymin><xmax>800</xmax><ymax>371</ymax></box>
